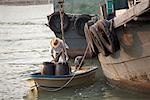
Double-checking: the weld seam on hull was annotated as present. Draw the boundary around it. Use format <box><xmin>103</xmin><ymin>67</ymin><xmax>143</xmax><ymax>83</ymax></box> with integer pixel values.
<box><xmin>103</xmin><ymin>55</ymin><xmax>150</xmax><ymax>65</ymax></box>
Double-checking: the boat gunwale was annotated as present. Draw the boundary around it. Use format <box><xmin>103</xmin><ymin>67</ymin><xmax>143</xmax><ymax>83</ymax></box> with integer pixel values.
<box><xmin>27</xmin><ymin>67</ymin><xmax>98</xmax><ymax>80</ymax></box>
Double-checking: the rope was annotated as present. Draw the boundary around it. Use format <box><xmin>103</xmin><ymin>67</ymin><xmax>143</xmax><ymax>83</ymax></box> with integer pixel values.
<box><xmin>79</xmin><ymin>43</ymin><xmax>90</xmax><ymax>69</ymax></box>
<box><xmin>59</xmin><ymin>0</ymin><xmax>67</xmax><ymax>62</ymax></box>
<box><xmin>34</xmin><ymin>43</ymin><xmax>90</xmax><ymax>92</ymax></box>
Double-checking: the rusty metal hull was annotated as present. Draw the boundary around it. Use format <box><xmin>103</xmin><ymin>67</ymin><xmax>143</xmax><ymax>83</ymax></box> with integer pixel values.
<box><xmin>67</xmin><ymin>48</ymin><xmax>92</xmax><ymax>58</ymax></box>
<box><xmin>98</xmin><ymin>21</ymin><xmax>150</xmax><ymax>93</ymax></box>
<box><xmin>108</xmin><ymin>78</ymin><xmax>150</xmax><ymax>93</ymax></box>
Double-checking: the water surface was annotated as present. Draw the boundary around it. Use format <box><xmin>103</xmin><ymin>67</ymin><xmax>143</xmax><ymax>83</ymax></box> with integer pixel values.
<box><xmin>0</xmin><ymin>4</ymin><xmax>150</xmax><ymax>100</ymax></box>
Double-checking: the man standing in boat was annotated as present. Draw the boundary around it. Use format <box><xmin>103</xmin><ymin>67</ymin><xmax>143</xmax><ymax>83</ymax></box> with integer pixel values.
<box><xmin>49</xmin><ymin>37</ymin><xmax>69</xmax><ymax>63</ymax></box>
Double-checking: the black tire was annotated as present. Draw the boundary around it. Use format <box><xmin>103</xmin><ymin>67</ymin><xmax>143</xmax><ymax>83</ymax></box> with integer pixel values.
<box><xmin>89</xmin><ymin>20</ymin><xmax>120</xmax><ymax>56</ymax></box>
<box><xmin>74</xmin><ymin>14</ymin><xmax>91</xmax><ymax>37</ymax></box>
<box><xmin>48</xmin><ymin>12</ymin><xmax>69</xmax><ymax>33</ymax></box>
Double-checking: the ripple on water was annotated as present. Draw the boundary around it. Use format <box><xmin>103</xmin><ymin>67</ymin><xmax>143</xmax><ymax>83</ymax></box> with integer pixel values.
<box><xmin>1</xmin><ymin>4</ymin><xmax>150</xmax><ymax>100</ymax></box>
<box><xmin>0</xmin><ymin>64</ymin><xmax>31</xmax><ymax>100</ymax></box>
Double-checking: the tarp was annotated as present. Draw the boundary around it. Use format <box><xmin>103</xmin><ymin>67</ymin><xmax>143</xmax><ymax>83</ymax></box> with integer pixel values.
<box><xmin>113</xmin><ymin>0</ymin><xmax>128</xmax><ymax>10</ymax></box>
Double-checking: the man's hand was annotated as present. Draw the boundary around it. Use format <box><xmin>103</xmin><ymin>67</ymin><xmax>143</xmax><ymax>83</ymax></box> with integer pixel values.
<box><xmin>51</xmin><ymin>55</ymin><xmax>54</xmax><ymax>59</ymax></box>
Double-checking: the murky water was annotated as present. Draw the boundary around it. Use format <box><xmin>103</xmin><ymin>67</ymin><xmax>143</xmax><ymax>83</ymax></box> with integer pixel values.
<box><xmin>0</xmin><ymin>4</ymin><xmax>150</xmax><ymax>100</ymax></box>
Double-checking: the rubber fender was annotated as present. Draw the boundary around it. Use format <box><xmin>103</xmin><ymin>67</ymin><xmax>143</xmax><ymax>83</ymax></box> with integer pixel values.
<box><xmin>89</xmin><ymin>20</ymin><xmax>120</xmax><ymax>56</ymax></box>
<box><xmin>48</xmin><ymin>12</ymin><xmax>69</xmax><ymax>33</ymax></box>
<box><xmin>90</xmin><ymin>25</ymin><xmax>112</xmax><ymax>56</ymax></box>
<box><xmin>74</xmin><ymin>14</ymin><xmax>91</xmax><ymax>37</ymax></box>
<box><xmin>84</xmin><ymin>21</ymin><xmax>99</xmax><ymax>56</ymax></box>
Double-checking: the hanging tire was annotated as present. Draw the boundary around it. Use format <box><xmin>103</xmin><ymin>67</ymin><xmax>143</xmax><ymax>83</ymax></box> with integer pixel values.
<box><xmin>89</xmin><ymin>25</ymin><xmax>112</xmax><ymax>56</ymax></box>
<box><xmin>89</xmin><ymin>20</ymin><xmax>120</xmax><ymax>56</ymax></box>
<box><xmin>84</xmin><ymin>20</ymin><xmax>99</xmax><ymax>56</ymax></box>
<box><xmin>74</xmin><ymin>14</ymin><xmax>91</xmax><ymax>37</ymax></box>
<box><xmin>48</xmin><ymin>12</ymin><xmax>69</xmax><ymax>33</ymax></box>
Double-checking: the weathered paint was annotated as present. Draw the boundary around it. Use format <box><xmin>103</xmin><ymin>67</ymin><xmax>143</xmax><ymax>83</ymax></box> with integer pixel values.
<box><xmin>67</xmin><ymin>48</ymin><xmax>93</xmax><ymax>58</ymax></box>
<box><xmin>114</xmin><ymin>0</ymin><xmax>150</xmax><ymax>28</ymax></box>
<box><xmin>98</xmin><ymin>17</ymin><xmax>150</xmax><ymax>92</ymax></box>
<box><xmin>108</xmin><ymin>78</ymin><xmax>150</xmax><ymax>93</ymax></box>
<box><xmin>27</xmin><ymin>67</ymin><xmax>97</xmax><ymax>88</ymax></box>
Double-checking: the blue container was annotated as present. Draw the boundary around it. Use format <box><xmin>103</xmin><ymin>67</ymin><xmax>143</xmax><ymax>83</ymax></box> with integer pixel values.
<box><xmin>55</xmin><ymin>62</ymin><xmax>71</xmax><ymax>76</ymax></box>
<box><xmin>41</xmin><ymin>62</ymin><xmax>55</xmax><ymax>75</ymax></box>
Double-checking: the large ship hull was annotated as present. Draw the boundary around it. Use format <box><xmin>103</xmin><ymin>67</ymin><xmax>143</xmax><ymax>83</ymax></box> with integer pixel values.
<box><xmin>98</xmin><ymin>20</ymin><xmax>150</xmax><ymax>93</ymax></box>
<box><xmin>47</xmin><ymin>12</ymin><xmax>95</xmax><ymax>58</ymax></box>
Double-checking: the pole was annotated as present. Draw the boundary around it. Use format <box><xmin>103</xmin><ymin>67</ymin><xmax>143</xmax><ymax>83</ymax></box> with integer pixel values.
<box><xmin>58</xmin><ymin>0</ymin><xmax>67</xmax><ymax>62</ymax></box>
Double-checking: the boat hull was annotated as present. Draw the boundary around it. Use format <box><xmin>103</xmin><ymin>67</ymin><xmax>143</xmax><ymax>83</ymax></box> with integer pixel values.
<box><xmin>27</xmin><ymin>67</ymin><xmax>98</xmax><ymax>88</ymax></box>
<box><xmin>98</xmin><ymin>21</ymin><xmax>150</xmax><ymax>93</ymax></box>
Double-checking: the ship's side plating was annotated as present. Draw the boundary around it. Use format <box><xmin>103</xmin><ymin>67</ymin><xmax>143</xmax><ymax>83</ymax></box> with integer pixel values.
<box><xmin>98</xmin><ymin>0</ymin><xmax>150</xmax><ymax>93</ymax></box>
<box><xmin>98</xmin><ymin>20</ymin><xmax>150</xmax><ymax>92</ymax></box>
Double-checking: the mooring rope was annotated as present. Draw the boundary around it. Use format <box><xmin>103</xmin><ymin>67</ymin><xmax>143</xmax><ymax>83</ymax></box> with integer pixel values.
<box><xmin>59</xmin><ymin>0</ymin><xmax>67</xmax><ymax>62</ymax></box>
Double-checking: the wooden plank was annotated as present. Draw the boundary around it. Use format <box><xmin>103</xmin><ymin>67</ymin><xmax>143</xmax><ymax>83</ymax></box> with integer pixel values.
<box><xmin>114</xmin><ymin>0</ymin><xmax>150</xmax><ymax>28</ymax></box>
<box><xmin>98</xmin><ymin>22</ymin><xmax>150</xmax><ymax>64</ymax></box>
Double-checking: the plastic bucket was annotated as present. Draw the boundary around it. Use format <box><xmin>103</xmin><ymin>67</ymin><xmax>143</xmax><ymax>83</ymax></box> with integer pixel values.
<box><xmin>55</xmin><ymin>62</ymin><xmax>71</xmax><ymax>76</ymax></box>
<box><xmin>41</xmin><ymin>62</ymin><xmax>55</xmax><ymax>75</ymax></box>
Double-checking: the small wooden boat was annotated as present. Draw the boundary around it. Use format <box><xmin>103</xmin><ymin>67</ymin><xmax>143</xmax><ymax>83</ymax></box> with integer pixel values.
<box><xmin>27</xmin><ymin>66</ymin><xmax>98</xmax><ymax>90</ymax></box>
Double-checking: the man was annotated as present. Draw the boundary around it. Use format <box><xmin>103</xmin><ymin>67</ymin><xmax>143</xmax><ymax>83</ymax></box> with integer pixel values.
<box><xmin>49</xmin><ymin>37</ymin><xmax>69</xmax><ymax>63</ymax></box>
<box><xmin>74</xmin><ymin>56</ymin><xmax>84</xmax><ymax>69</ymax></box>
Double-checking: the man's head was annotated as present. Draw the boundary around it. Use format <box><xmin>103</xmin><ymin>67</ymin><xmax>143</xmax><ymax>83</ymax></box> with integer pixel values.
<box><xmin>51</xmin><ymin>37</ymin><xmax>60</xmax><ymax>48</ymax></box>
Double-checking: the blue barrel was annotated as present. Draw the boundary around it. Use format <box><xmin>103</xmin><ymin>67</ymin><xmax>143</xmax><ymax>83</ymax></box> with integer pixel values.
<box><xmin>55</xmin><ymin>62</ymin><xmax>71</xmax><ymax>76</ymax></box>
<box><xmin>41</xmin><ymin>62</ymin><xmax>55</xmax><ymax>75</ymax></box>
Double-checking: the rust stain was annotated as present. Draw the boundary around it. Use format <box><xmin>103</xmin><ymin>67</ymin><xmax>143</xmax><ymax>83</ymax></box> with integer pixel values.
<box><xmin>108</xmin><ymin>78</ymin><xmax>150</xmax><ymax>93</ymax></box>
<box><xmin>139</xmin><ymin>73</ymin><xmax>150</xmax><ymax>82</ymax></box>
<box><xmin>138</xmin><ymin>32</ymin><xmax>150</xmax><ymax>45</ymax></box>
<box><xmin>129</xmin><ymin>75</ymin><xmax>138</xmax><ymax>81</ymax></box>
<box><xmin>122</xmin><ymin>27</ymin><xmax>134</xmax><ymax>46</ymax></box>
<box><xmin>122</xmin><ymin>32</ymin><xmax>134</xmax><ymax>46</ymax></box>
<box><xmin>129</xmin><ymin>72</ymin><xmax>150</xmax><ymax>82</ymax></box>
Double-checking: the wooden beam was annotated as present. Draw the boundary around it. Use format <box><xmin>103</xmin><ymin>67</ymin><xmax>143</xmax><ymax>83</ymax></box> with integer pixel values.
<box><xmin>114</xmin><ymin>0</ymin><xmax>150</xmax><ymax>28</ymax></box>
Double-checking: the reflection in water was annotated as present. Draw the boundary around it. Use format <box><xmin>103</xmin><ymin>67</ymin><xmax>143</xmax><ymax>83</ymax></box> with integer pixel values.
<box><xmin>24</xmin><ymin>78</ymin><xmax>107</xmax><ymax>100</ymax></box>
<box><xmin>0</xmin><ymin>4</ymin><xmax>150</xmax><ymax>100</ymax></box>
<box><xmin>24</xmin><ymin>77</ymin><xmax>150</xmax><ymax>100</ymax></box>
